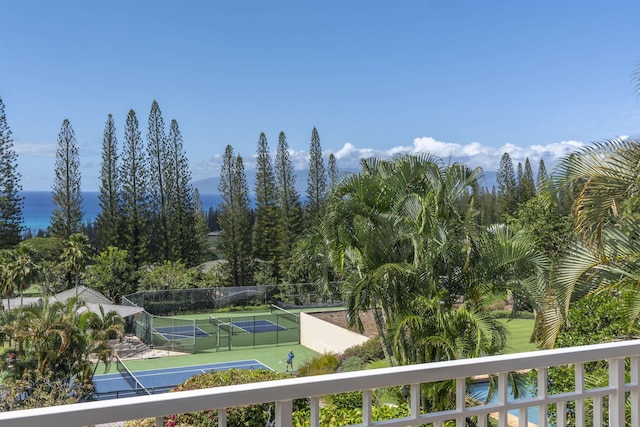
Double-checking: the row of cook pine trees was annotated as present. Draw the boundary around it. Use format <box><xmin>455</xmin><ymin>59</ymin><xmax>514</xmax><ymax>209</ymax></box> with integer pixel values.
<box><xmin>0</xmin><ymin>97</ymin><xmax>348</xmax><ymax>288</ymax></box>
<box><xmin>1</xmin><ymin>95</ymin><xmax>556</xmax><ymax>290</ymax></box>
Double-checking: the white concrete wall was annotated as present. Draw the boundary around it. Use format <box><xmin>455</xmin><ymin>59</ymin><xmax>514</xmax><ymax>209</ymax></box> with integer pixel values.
<box><xmin>300</xmin><ymin>311</ymin><xmax>369</xmax><ymax>354</ymax></box>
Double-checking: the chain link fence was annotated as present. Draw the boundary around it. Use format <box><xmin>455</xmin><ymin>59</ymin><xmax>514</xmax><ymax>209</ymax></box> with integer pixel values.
<box><xmin>122</xmin><ymin>283</ymin><xmax>341</xmax><ymax>353</ymax></box>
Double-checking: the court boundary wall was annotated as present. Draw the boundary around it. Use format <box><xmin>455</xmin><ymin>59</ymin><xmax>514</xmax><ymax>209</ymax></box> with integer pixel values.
<box><xmin>300</xmin><ymin>311</ymin><xmax>368</xmax><ymax>354</ymax></box>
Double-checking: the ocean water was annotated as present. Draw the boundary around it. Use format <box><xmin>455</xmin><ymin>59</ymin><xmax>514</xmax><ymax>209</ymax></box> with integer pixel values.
<box><xmin>21</xmin><ymin>191</ymin><xmax>222</xmax><ymax>232</ymax></box>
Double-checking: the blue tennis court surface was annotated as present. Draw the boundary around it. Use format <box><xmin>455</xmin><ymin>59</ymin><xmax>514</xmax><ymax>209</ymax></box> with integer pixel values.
<box><xmin>155</xmin><ymin>325</ymin><xmax>210</xmax><ymax>340</ymax></box>
<box><xmin>93</xmin><ymin>360</ymin><xmax>269</xmax><ymax>399</ymax></box>
<box><xmin>231</xmin><ymin>319</ymin><xmax>286</xmax><ymax>333</ymax></box>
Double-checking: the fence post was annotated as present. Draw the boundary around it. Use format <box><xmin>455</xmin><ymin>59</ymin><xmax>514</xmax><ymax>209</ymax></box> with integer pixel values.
<box><xmin>609</xmin><ymin>357</ymin><xmax>626</xmax><ymax>427</ymax></box>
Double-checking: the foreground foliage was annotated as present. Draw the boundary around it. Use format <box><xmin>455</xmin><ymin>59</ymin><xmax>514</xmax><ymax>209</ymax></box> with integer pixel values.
<box><xmin>124</xmin><ymin>349</ymin><xmax>500</xmax><ymax>427</ymax></box>
<box><xmin>297</xmin><ymin>155</ymin><xmax>548</xmax><ymax>413</ymax></box>
<box><xmin>124</xmin><ymin>363</ymin><xmax>411</xmax><ymax>427</ymax></box>
<box><xmin>537</xmin><ymin>138</ymin><xmax>640</xmax><ymax>348</ymax></box>
<box><xmin>125</xmin><ymin>369</ymin><xmax>289</xmax><ymax>427</ymax></box>
<box><xmin>546</xmin><ymin>288</ymin><xmax>638</xmax><ymax>425</ymax></box>
<box><xmin>0</xmin><ymin>297</ymin><xmax>124</xmax><ymax>409</ymax></box>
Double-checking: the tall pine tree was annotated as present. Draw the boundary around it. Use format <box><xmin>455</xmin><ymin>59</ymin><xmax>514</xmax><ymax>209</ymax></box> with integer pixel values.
<box><xmin>520</xmin><ymin>157</ymin><xmax>536</xmax><ymax>203</ymax></box>
<box><xmin>252</xmin><ymin>132</ymin><xmax>280</xmax><ymax>280</ymax></box>
<box><xmin>217</xmin><ymin>146</ymin><xmax>253</xmax><ymax>286</ymax></box>
<box><xmin>480</xmin><ymin>186</ymin><xmax>498</xmax><ymax>225</ymax></box>
<box><xmin>537</xmin><ymin>159</ymin><xmax>548</xmax><ymax>189</ymax></box>
<box><xmin>166</xmin><ymin>119</ymin><xmax>203</xmax><ymax>266</ymax></box>
<box><xmin>305</xmin><ymin>127</ymin><xmax>327</xmax><ymax>223</ymax></box>
<box><xmin>96</xmin><ymin>114</ymin><xmax>121</xmax><ymax>250</ymax></box>
<box><xmin>496</xmin><ymin>152</ymin><xmax>517</xmax><ymax>220</ymax></box>
<box><xmin>146</xmin><ymin>100</ymin><xmax>170</xmax><ymax>260</ymax></box>
<box><xmin>275</xmin><ymin>132</ymin><xmax>303</xmax><ymax>281</ymax></box>
<box><xmin>0</xmin><ymin>97</ymin><xmax>23</xmax><ymax>248</ymax></box>
<box><xmin>120</xmin><ymin>109</ymin><xmax>150</xmax><ymax>268</ymax></box>
<box><xmin>516</xmin><ymin>162</ymin><xmax>523</xmax><ymax>197</ymax></box>
<box><xmin>328</xmin><ymin>152</ymin><xmax>338</xmax><ymax>191</ymax></box>
<box><xmin>51</xmin><ymin>119</ymin><xmax>83</xmax><ymax>239</ymax></box>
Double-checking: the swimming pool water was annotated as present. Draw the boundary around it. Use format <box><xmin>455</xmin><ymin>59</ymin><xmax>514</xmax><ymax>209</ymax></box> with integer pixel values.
<box><xmin>469</xmin><ymin>381</ymin><xmax>541</xmax><ymax>426</ymax></box>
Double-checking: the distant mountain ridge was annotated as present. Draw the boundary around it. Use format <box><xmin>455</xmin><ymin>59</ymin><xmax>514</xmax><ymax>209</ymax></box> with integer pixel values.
<box><xmin>192</xmin><ymin>170</ymin><xmax>308</xmax><ymax>195</ymax></box>
<box><xmin>192</xmin><ymin>169</ymin><xmax>498</xmax><ymax>195</ymax></box>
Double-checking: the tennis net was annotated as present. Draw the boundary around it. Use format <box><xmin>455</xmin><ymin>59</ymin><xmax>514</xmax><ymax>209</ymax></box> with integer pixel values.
<box><xmin>116</xmin><ymin>356</ymin><xmax>150</xmax><ymax>395</ymax></box>
<box><xmin>270</xmin><ymin>304</ymin><xmax>300</xmax><ymax>323</ymax></box>
<box><xmin>208</xmin><ymin>315</ymin><xmax>235</xmax><ymax>333</ymax></box>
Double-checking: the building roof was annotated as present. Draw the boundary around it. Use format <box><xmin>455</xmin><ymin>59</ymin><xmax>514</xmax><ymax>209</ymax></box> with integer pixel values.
<box><xmin>82</xmin><ymin>302</ymin><xmax>145</xmax><ymax>318</ymax></box>
<box><xmin>54</xmin><ymin>285</ymin><xmax>112</xmax><ymax>305</ymax></box>
<box><xmin>1</xmin><ymin>297</ymin><xmax>40</xmax><ymax>310</ymax></box>
<box><xmin>1</xmin><ymin>286</ymin><xmax>144</xmax><ymax>317</ymax></box>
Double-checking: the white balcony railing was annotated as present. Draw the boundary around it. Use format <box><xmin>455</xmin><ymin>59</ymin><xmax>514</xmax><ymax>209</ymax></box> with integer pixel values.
<box><xmin>1</xmin><ymin>339</ymin><xmax>639</xmax><ymax>427</ymax></box>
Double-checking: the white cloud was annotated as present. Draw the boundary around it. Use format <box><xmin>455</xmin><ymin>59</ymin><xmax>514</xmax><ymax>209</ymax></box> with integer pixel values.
<box><xmin>325</xmin><ymin>137</ymin><xmax>588</xmax><ymax>173</ymax></box>
<box><xmin>20</xmin><ymin>134</ymin><xmax>591</xmax><ymax>190</ymax></box>
<box><xmin>13</xmin><ymin>141</ymin><xmax>56</xmax><ymax>157</ymax></box>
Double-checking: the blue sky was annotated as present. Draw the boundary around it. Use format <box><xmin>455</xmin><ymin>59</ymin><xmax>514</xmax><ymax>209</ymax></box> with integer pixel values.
<box><xmin>2</xmin><ymin>1</ymin><xmax>639</xmax><ymax>191</ymax></box>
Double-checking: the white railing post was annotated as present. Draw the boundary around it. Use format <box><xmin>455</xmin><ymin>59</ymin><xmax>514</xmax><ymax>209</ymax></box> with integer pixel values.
<box><xmin>557</xmin><ymin>401</ymin><xmax>567</xmax><ymax>427</ymax></box>
<box><xmin>410</xmin><ymin>383</ymin><xmax>420</xmax><ymax>421</ymax></box>
<box><xmin>275</xmin><ymin>399</ymin><xmax>293</xmax><ymax>427</ymax></box>
<box><xmin>537</xmin><ymin>367</ymin><xmax>548</xmax><ymax>426</ymax></box>
<box><xmin>456</xmin><ymin>377</ymin><xmax>466</xmax><ymax>427</ymax></box>
<box><xmin>498</xmin><ymin>372</ymin><xmax>508</xmax><ymax>427</ymax></box>
<box><xmin>575</xmin><ymin>362</ymin><xmax>585</xmax><ymax>427</ymax></box>
<box><xmin>593</xmin><ymin>395</ymin><xmax>603</xmax><ymax>427</ymax></box>
<box><xmin>609</xmin><ymin>357</ymin><xmax>626</xmax><ymax>427</ymax></box>
<box><xmin>631</xmin><ymin>355</ymin><xmax>640</xmax><ymax>427</ymax></box>
<box><xmin>362</xmin><ymin>389</ymin><xmax>373</xmax><ymax>426</ymax></box>
<box><xmin>310</xmin><ymin>396</ymin><xmax>320</xmax><ymax>427</ymax></box>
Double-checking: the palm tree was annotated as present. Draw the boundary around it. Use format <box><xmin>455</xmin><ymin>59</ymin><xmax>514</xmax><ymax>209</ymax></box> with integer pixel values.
<box><xmin>301</xmin><ymin>155</ymin><xmax>548</xmax><ymax>364</ymax></box>
<box><xmin>0</xmin><ymin>249</ymin><xmax>15</xmax><ymax>309</ymax></box>
<box><xmin>19</xmin><ymin>296</ymin><xmax>124</xmax><ymax>383</ymax></box>
<box><xmin>536</xmin><ymin>138</ymin><xmax>640</xmax><ymax>348</ymax></box>
<box><xmin>299</xmin><ymin>154</ymin><xmax>453</xmax><ymax>363</ymax></box>
<box><xmin>299</xmin><ymin>155</ymin><xmax>549</xmax><ymax>414</ymax></box>
<box><xmin>20</xmin><ymin>296</ymin><xmax>74</xmax><ymax>377</ymax></box>
<box><xmin>61</xmin><ymin>233</ymin><xmax>92</xmax><ymax>296</ymax></box>
<box><xmin>85</xmin><ymin>305</ymin><xmax>124</xmax><ymax>380</ymax></box>
<box><xmin>6</xmin><ymin>245</ymin><xmax>39</xmax><ymax>307</ymax></box>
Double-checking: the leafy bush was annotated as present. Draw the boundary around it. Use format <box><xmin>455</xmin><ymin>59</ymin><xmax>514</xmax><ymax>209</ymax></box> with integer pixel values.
<box><xmin>293</xmin><ymin>403</ymin><xmax>410</xmax><ymax>426</ymax></box>
<box><xmin>482</xmin><ymin>291</ymin><xmax>509</xmax><ymax>312</ymax></box>
<box><xmin>124</xmin><ymin>368</ymin><xmax>290</xmax><ymax>427</ymax></box>
<box><xmin>295</xmin><ymin>353</ymin><xmax>340</xmax><ymax>377</ymax></box>
<box><xmin>0</xmin><ymin>376</ymin><xmax>93</xmax><ymax>411</ymax></box>
<box><xmin>340</xmin><ymin>356</ymin><xmax>364</xmax><ymax>372</ymax></box>
<box><xmin>489</xmin><ymin>310</ymin><xmax>535</xmax><ymax>319</ymax></box>
<box><xmin>326</xmin><ymin>391</ymin><xmax>363</xmax><ymax>410</ymax></box>
<box><xmin>342</xmin><ymin>337</ymin><xmax>384</xmax><ymax>363</ymax></box>
<box><xmin>123</xmin><ymin>353</ymin><xmax>412</xmax><ymax>427</ymax></box>
<box><xmin>546</xmin><ymin>288</ymin><xmax>637</xmax><ymax>425</ymax></box>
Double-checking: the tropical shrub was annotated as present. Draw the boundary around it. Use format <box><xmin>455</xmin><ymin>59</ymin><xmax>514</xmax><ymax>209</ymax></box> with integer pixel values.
<box><xmin>546</xmin><ymin>288</ymin><xmax>637</xmax><ymax>425</ymax></box>
<box><xmin>292</xmin><ymin>403</ymin><xmax>410</xmax><ymax>426</ymax></box>
<box><xmin>342</xmin><ymin>337</ymin><xmax>384</xmax><ymax>363</ymax></box>
<box><xmin>0</xmin><ymin>375</ymin><xmax>93</xmax><ymax>411</ymax></box>
<box><xmin>295</xmin><ymin>353</ymin><xmax>340</xmax><ymax>377</ymax></box>
<box><xmin>340</xmin><ymin>356</ymin><xmax>364</xmax><ymax>372</ymax></box>
<box><xmin>125</xmin><ymin>368</ymin><xmax>291</xmax><ymax>427</ymax></box>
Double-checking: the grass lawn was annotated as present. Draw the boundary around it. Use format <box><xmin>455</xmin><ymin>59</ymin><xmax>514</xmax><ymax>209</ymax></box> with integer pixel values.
<box><xmin>499</xmin><ymin>318</ymin><xmax>538</xmax><ymax>353</ymax></box>
<box><xmin>23</xmin><ymin>284</ymin><xmax>41</xmax><ymax>295</ymax></box>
